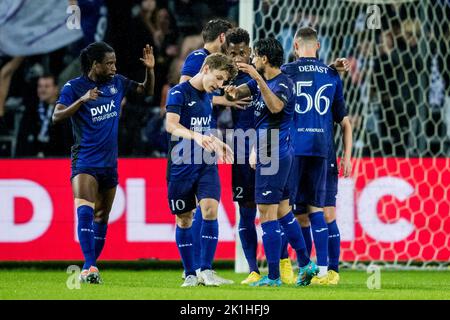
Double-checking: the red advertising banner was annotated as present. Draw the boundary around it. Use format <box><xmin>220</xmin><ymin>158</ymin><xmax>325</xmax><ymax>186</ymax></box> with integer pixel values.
<box><xmin>0</xmin><ymin>158</ymin><xmax>449</xmax><ymax>262</ymax></box>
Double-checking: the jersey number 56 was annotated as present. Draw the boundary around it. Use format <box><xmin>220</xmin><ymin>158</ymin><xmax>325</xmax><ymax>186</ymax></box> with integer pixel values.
<box><xmin>295</xmin><ymin>81</ymin><xmax>332</xmax><ymax>115</ymax></box>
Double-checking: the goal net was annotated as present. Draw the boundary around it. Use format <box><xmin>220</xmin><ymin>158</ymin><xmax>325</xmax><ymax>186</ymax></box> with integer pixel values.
<box><xmin>236</xmin><ymin>0</ymin><xmax>450</xmax><ymax>271</ymax></box>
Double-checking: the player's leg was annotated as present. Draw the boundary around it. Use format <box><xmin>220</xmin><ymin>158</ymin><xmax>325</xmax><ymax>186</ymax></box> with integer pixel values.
<box><xmin>233</xmin><ymin>163</ymin><xmax>260</xmax><ymax>283</ymax></box>
<box><xmin>324</xmin><ymin>166</ymin><xmax>340</xmax><ymax>284</ymax></box>
<box><xmin>93</xmin><ymin>187</ymin><xmax>116</xmax><ymax>259</ymax></box>
<box><xmin>176</xmin><ymin>211</ymin><xmax>199</xmax><ymax>287</ymax></box>
<box><xmin>250</xmin><ymin>155</ymin><xmax>293</xmax><ymax>287</ymax></box>
<box><xmin>299</xmin><ymin>157</ymin><xmax>328</xmax><ymax>283</ymax></box>
<box><xmin>237</xmin><ymin>201</ymin><xmax>262</xmax><ymax>284</ymax></box>
<box><xmin>72</xmin><ymin>171</ymin><xmax>98</xmax><ymax>283</ymax></box>
<box><xmin>277</xmin><ymin>200</ymin><xmax>312</xmax><ymax>284</ymax></box>
<box><xmin>93</xmin><ymin>168</ymin><xmax>119</xmax><ymax>262</ymax></box>
<box><xmin>296</xmin><ymin>212</ymin><xmax>313</xmax><ymax>257</ymax></box>
<box><xmin>82</xmin><ymin>184</ymin><xmax>116</xmax><ymax>285</ymax></box>
<box><xmin>250</xmin><ymin>203</ymin><xmax>282</xmax><ymax>286</ymax></box>
<box><xmin>198</xmin><ymin>198</ymin><xmax>219</xmax><ymax>272</ymax></box>
<box><xmin>324</xmin><ymin>206</ymin><xmax>340</xmax><ymax>284</ymax></box>
<box><xmin>191</xmin><ymin>204</ymin><xmax>202</xmax><ymax>273</ymax></box>
<box><xmin>292</xmin><ymin>156</ymin><xmax>319</xmax><ymax>286</ymax></box>
<box><xmin>196</xmin><ymin>165</ymin><xmax>233</xmax><ymax>285</ymax></box>
<box><xmin>168</xmin><ymin>179</ymin><xmax>198</xmax><ymax>286</ymax></box>
<box><xmin>276</xmin><ymin>158</ymin><xmax>299</xmax><ymax>285</ymax></box>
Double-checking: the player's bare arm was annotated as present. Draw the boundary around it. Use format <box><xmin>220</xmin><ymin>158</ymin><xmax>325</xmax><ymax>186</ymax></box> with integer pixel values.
<box><xmin>237</xmin><ymin>62</ymin><xmax>284</xmax><ymax>114</ymax></box>
<box><xmin>212</xmin><ymin>94</ymin><xmax>251</xmax><ymax>110</ymax></box>
<box><xmin>135</xmin><ymin>44</ymin><xmax>155</xmax><ymax>96</ymax></box>
<box><xmin>249</xmin><ymin>145</ymin><xmax>257</xmax><ymax>170</ymax></box>
<box><xmin>224</xmin><ymin>84</ymin><xmax>251</xmax><ymax>102</ymax></box>
<box><xmin>52</xmin><ymin>87</ymin><xmax>101</xmax><ymax>123</ymax></box>
<box><xmin>339</xmin><ymin>116</ymin><xmax>353</xmax><ymax>177</ymax></box>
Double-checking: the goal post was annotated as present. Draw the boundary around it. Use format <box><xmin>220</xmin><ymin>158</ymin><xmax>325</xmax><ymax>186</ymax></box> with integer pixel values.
<box><xmin>235</xmin><ymin>0</ymin><xmax>450</xmax><ymax>271</ymax></box>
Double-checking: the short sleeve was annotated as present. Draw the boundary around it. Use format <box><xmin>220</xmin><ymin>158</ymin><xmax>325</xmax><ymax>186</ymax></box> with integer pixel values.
<box><xmin>166</xmin><ymin>87</ymin><xmax>185</xmax><ymax>115</ymax></box>
<box><xmin>56</xmin><ymin>82</ymin><xmax>77</xmax><ymax>106</ymax></box>
<box><xmin>272</xmin><ymin>79</ymin><xmax>293</xmax><ymax>105</ymax></box>
<box><xmin>181</xmin><ymin>51</ymin><xmax>206</xmax><ymax>77</ymax></box>
<box><xmin>116</xmin><ymin>74</ymin><xmax>140</xmax><ymax>96</ymax></box>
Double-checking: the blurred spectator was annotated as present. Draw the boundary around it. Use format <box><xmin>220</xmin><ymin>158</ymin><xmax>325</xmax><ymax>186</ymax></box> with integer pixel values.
<box><xmin>16</xmin><ymin>74</ymin><xmax>72</xmax><ymax>157</ymax></box>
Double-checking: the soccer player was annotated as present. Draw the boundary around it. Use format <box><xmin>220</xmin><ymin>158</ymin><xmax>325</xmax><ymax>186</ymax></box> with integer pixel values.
<box><xmin>296</xmin><ymin>110</ymin><xmax>352</xmax><ymax>286</ymax></box>
<box><xmin>166</xmin><ymin>53</ymin><xmax>238</xmax><ymax>287</ymax></box>
<box><xmin>226</xmin><ymin>28</ymin><xmax>294</xmax><ymax>285</ymax></box>
<box><xmin>281</xmin><ymin>27</ymin><xmax>351</xmax><ymax>285</ymax></box>
<box><xmin>225</xmin><ymin>38</ymin><xmax>317</xmax><ymax>287</ymax></box>
<box><xmin>179</xmin><ymin>20</ymin><xmax>249</xmax><ymax>282</ymax></box>
<box><xmin>53</xmin><ymin>41</ymin><xmax>155</xmax><ymax>283</ymax></box>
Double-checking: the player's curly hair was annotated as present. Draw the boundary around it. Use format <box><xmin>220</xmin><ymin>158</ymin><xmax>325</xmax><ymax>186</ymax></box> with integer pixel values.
<box><xmin>203</xmin><ymin>53</ymin><xmax>238</xmax><ymax>80</ymax></box>
<box><xmin>80</xmin><ymin>41</ymin><xmax>115</xmax><ymax>75</ymax></box>
<box><xmin>253</xmin><ymin>38</ymin><xmax>284</xmax><ymax>68</ymax></box>
<box><xmin>202</xmin><ymin>19</ymin><xmax>233</xmax><ymax>43</ymax></box>
<box><xmin>226</xmin><ymin>28</ymin><xmax>250</xmax><ymax>46</ymax></box>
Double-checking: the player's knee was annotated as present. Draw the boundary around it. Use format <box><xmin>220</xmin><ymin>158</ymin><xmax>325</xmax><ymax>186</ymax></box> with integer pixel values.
<box><xmin>176</xmin><ymin>213</ymin><xmax>193</xmax><ymax>228</ymax></box>
<box><xmin>296</xmin><ymin>214</ymin><xmax>310</xmax><ymax>227</ymax></box>
<box><xmin>201</xmin><ymin>206</ymin><xmax>217</xmax><ymax>220</ymax></box>
<box><xmin>94</xmin><ymin>210</ymin><xmax>110</xmax><ymax>224</ymax></box>
<box><xmin>323</xmin><ymin>206</ymin><xmax>336</xmax><ymax>223</ymax></box>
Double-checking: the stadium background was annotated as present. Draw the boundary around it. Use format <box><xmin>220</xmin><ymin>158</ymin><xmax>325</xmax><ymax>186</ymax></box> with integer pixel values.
<box><xmin>0</xmin><ymin>0</ymin><xmax>449</xmax><ymax>270</ymax></box>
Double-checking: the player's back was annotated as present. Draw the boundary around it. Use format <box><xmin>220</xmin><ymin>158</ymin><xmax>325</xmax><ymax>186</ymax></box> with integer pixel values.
<box><xmin>282</xmin><ymin>57</ymin><xmax>343</xmax><ymax>158</ymax></box>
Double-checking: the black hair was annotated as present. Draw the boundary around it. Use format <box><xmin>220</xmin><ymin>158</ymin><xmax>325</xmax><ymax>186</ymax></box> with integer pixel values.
<box><xmin>202</xmin><ymin>19</ymin><xmax>233</xmax><ymax>43</ymax></box>
<box><xmin>80</xmin><ymin>41</ymin><xmax>115</xmax><ymax>75</ymax></box>
<box><xmin>253</xmin><ymin>38</ymin><xmax>284</xmax><ymax>68</ymax></box>
<box><xmin>226</xmin><ymin>27</ymin><xmax>250</xmax><ymax>46</ymax></box>
<box><xmin>39</xmin><ymin>73</ymin><xmax>57</xmax><ymax>85</ymax></box>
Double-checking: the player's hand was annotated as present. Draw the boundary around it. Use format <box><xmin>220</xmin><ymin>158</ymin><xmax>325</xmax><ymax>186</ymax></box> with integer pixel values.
<box><xmin>249</xmin><ymin>147</ymin><xmax>257</xmax><ymax>170</ymax></box>
<box><xmin>223</xmin><ymin>96</ymin><xmax>252</xmax><ymax>110</ymax></box>
<box><xmin>332</xmin><ymin>58</ymin><xmax>350</xmax><ymax>74</ymax></box>
<box><xmin>237</xmin><ymin>62</ymin><xmax>261</xmax><ymax>81</ymax></box>
<box><xmin>80</xmin><ymin>87</ymin><xmax>101</xmax><ymax>102</ymax></box>
<box><xmin>140</xmin><ymin>44</ymin><xmax>155</xmax><ymax>69</ymax></box>
<box><xmin>224</xmin><ymin>85</ymin><xmax>238</xmax><ymax>100</ymax></box>
<box><xmin>211</xmin><ymin>136</ymin><xmax>234</xmax><ymax>164</ymax></box>
<box><xmin>193</xmin><ymin>133</ymin><xmax>215</xmax><ymax>153</ymax></box>
<box><xmin>340</xmin><ymin>156</ymin><xmax>352</xmax><ymax>177</ymax></box>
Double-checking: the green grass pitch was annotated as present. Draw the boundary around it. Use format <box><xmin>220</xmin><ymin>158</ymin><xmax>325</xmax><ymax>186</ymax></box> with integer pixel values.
<box><xmin>1</xmin><ymin>269</ymin><xmax>449</xmax><ymax>300</ymax></box>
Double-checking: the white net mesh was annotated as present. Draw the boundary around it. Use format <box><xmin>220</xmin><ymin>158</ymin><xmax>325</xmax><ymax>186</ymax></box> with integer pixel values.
<box><xmin>237</xmin><ymin>0</ymin><xmax>450</xmax><ymax>270</ymax></box>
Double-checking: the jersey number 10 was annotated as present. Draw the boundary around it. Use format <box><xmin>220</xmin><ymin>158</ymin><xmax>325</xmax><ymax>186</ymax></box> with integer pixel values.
<box><xmin>295</xmin><ymin>81</ymin><xmax>333</xmax><ymax>115</ymax></box>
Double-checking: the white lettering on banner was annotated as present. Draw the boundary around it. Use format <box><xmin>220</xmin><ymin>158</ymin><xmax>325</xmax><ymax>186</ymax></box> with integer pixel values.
<box><xmin>336</xmin><ymin>178</ymin><xmax>355</xmax><ymax>241</ymax></box>
<box><xmin>74</xmin><ymin>185</ymin><xmax>125</xmax><ymax>242</ymax></box>
<box><xmin>358</xmin><ymin>177</ymin><xmax>415</xmax><ymax>242</ymax></box>
<box><xmin>125</xmin><ymin>178</ymin><xmax>234</xmax><ymax>242</ymax></box>
<box><xmin>0</xmin><ymin>179</ymin><xmax>52</xmax><ymax>242</ymax></box>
